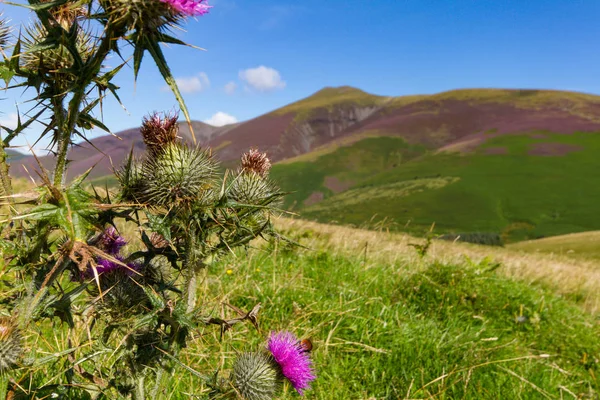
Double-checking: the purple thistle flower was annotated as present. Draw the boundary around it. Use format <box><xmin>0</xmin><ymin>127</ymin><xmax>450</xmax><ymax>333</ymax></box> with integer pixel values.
<box><xmin>159</xmin><ymin>0</ymin><xmax>211</xmax><ymax>16</ymax></box>
<box><xmin>89</xmin><ymin>256</ymin><xmax>140</xmax><ymax>277</ymax></box>
<box><xmin>267</xmin><ymin>331</ymin><xmax>316</xmax><ymax>395</ymax></box>
<box><xmin>99</xmin><ymin>227</ymin><xmax>127</xmax><ymax>256</ymax></box>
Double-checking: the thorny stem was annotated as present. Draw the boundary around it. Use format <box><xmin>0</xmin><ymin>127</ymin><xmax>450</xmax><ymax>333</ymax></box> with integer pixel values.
<box><xmin>132</xmin><ymin>375</ymin><xmax>145</xmax><ymax>400</ymax></box>
<box><xmin>0</xmin><ymin>145</ymin><xmax>12</xmax><ymax>198</ymax></box>
<box><xmin>52</xmin><ymin>24</ymin><xmax>117</xmax><ymax>187</ymax></box>
<box><xmin>150</xmin><ymin>367</ymin><xmax>165</xmax><ymax>399</ymax></box>
<box><xmin>183</xmin><ymin>226</ymin><xmax>204</xmax><ymax>313</ymax></box>
<box><xmin>0</xmin><ymin>373</ymin><xmax>9</xmax><ymax>400</ymax></box>
<box><xmin>0</xmin><ymin>144</ymin><xmax>14</xmax><ymax>238</ymax></box>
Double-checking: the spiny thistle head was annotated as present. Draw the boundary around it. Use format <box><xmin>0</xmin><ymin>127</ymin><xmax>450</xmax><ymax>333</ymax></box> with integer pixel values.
<box><xmin>0</xmin><ymin>317</ymin><xmax>22</xmax><ymax>373</ymax></box>
<box><xmin>241</xmin><ymin>149</ymin><xmax>271</xmax><ymax>178</ymax></box>
<box><xmin>160</xmin><ymin>0</ymin><xmax>212</xmax><ymax>16</ymax></box>
<box><xmin>40</xmin><ymin>0</ymin><xmax>88</xmax><ymax>29</ymax></box>
<box><xmin>140</xmin><ymin>143</ymin><xmax>218</xmax><ymax>206</ymax></box>
<box><xmin>21</xmin><ymin>22</ymin><xmax>95</xmax><ymax>82</ymax></box>
<box><xmin>231</xmin><ymin>352</ymin><xmax>282</xmax><ymax>400</ymax></box>
<box><xmin>89</xmin><ymin>267</ymin><xmax>149</xmax><ymax>315</ymax></box>
<box><xmin>267</xmin><ymin>331</ymin><xmax>315</xmax><ymax>395</ymax></box>
<box><xmin>0</xmin><ymin>14</ymin><xmax>11</xmax><ymax>49</ymax></box>
<box><xmin>229</xmin><ymin>171</ymin><xmax>276</xmax><ymax>206</ymax></box>
<box><xmin>141</xmin><ymin>112</ymin><xmax>180</xmax><ymax>157</ymax></box>
<box><xmin>99</xmin><ymin>0</ymin><xmax>192</xmax><ymax>33</ymax></box>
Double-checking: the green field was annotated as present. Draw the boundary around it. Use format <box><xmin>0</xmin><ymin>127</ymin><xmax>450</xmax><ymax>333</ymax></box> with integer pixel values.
<box><xmin>271</xmin><ymin>132</ymin><xmax>600</xmax><ymax>242</ymax></box>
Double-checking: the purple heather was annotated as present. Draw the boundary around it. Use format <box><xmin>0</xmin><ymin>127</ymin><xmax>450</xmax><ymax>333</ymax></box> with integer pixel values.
<box><xmin>159</xmin><ymin>0</ymin><xmax>211</xmax><ymax>16</ymax></box>
<box><xmin>267</xmin><ymin>331</ymin><xmax>316</xmax><ymax>395</ymax></box>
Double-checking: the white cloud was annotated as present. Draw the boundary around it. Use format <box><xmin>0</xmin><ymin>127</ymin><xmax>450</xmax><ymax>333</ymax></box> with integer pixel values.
<box><xmin>204</xmin><ymin>112</ymin><xmax>238</xmax><ymax>127</ymax></box>
<box><xmin>239</xmin><ymin>66</ymin><xmax>286</xmax><ymax>92</ymax></box>
<box><xmin>163</xmin><ymin>72</ymin><xmax>210</xmax><ymax>94</ymax></box>
<box><xmin>0</xmin><ymin>113</ymin><xmax>19</xmax><ymax>130</ymax></box>
<box><xmin>224</xmin><ymin>81</ymin><xmax>237</xmax><ymax>95</ymax></box>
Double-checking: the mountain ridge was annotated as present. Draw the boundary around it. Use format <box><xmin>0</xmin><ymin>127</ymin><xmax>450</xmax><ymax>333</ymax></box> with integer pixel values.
<box><xmin>7</xmin><ymin>86</ymin><xmax>600</xmax><ymax>181</ymax></box>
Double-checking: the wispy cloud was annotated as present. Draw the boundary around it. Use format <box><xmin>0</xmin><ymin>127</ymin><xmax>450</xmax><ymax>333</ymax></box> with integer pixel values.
<box><xmin>0</xmin><ymin>113</ymin><xmax>19</xmax><ymax>130</ymax></box>
<box><xmin>162</xmin><ymin>72</ymin><xmax>210</xmax><ymax>94</ymax></box>
<box><xmin>239</xmin><ymin>66</ymin><xmax>286</xmax><ymax>92</ymax></box>
<box><xmin>224</xmin><ymin>81</ymin><xmax>237</xmax><ymax>95</ymax></box>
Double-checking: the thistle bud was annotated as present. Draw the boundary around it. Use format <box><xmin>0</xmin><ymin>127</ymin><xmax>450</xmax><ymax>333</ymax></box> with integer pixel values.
<box><xmin>240</xmin><ymin>149</ymin><xmax>271</xmax><ymax>178</ymax></box>
<box><xmin>231</xmin><ymin>352</ymin><xmax>282</xmax><ymax>400</ymax></box>
<box><xmin>99</xmin><ymin>0</ymin><xmax>181</xmax><ymax>34</ymax></box>
<box><xmin>229</xmin><ymin>172</ymin><xmax>276</xmax><ymax>206</ymax></box>
<box><xmin>140</xmin><ymin>112</ymin><xmax>180</xmax><ymax>158</ymax></box>
<box><xmin>0</xmin><ymin>317</ymin><xmax>22</xmax><ymax>373</ymax></box>
<box><xmin>140</xmin><ymin>143</ymin><xmax>218</xmax><ymax>206</ymax></box>
<box><xmin>21</xmin><ymin>22</ymin><xmax>95</xmax><ymax>85</ymax></box>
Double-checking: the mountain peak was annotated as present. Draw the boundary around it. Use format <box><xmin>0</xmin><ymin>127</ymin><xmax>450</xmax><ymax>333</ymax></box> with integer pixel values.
<box><xmin>312</xmin><ymin>86</ymin><xmax>366</xmax><ymax>96</ymax></box>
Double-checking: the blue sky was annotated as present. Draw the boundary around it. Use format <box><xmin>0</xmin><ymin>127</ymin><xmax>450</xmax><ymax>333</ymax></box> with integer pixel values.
<box><xmin>2</xmin><ymin>0</ymin><xmax>600</xmax><ymax>152</ymax></box>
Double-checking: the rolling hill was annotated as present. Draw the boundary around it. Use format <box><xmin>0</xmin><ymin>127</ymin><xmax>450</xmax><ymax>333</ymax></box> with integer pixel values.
<box><xmin>7</xmin><ymin>86</ymin><xmax>600</xmax><ymax>241</ymax></box>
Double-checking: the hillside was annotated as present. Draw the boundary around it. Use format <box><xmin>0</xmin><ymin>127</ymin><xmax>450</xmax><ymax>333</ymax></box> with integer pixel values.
<box><xmin>8</xmin><ymin>120</ymin><xmax>237</xmax><ymax>180</ymax></box>
<box><xmin>7</xmin><ymin>86</ymin><xmax>600</xmax><ymax>240</ymax></box>
<box><xmin>509</xmin><ymin>231</ymin><xmax>600</xmax><ymax>260</ymax></box>
<box><xmin>12</xmin><ymin>86</ymin><xmax>600</xmax><ymax>179</ymax></box>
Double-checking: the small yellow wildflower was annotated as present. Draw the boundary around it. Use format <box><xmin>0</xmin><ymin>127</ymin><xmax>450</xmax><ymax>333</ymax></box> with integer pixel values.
<box><xmin>255</xmin><ymin>268</ymin><xmax>261</xmax><ymax>272</ymax></box>
<box><xmin>226</xmin><ymin>269</ymin><xmax>233</xmax><ymax>275</ymax></box>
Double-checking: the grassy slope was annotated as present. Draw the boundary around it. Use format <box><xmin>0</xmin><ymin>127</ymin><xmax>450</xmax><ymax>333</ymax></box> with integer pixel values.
<box><xmin>150</xmin><ymin>220</ymin><xmax>600</xmax><ymax>397</ymax></box>
<box><xmin>9</xmin><ymin>218</ymin><xmax>600</xmax><ymax>398</ymax></box>
<box><xmin>509</xmin><ymin>231</ymin><xmax>600</xmax><ymax>260</ymax></box>
<box><xmin>272</xmin><ymin>132</ymin><xmax>600</xmax><ymax>241</ymax></box>
<box><xmin>270</xmin><ymin>136</ymin><xmax>427</xmax><ymax>209</ymax></box>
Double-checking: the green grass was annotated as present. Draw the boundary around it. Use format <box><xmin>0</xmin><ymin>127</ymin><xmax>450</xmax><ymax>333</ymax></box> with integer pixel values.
<box><xmin>272</xmin><ymin>131</ymin><xmax>600</xmax><ymax>241</ymax></box>
<box><xmin>139</xmin><ymin>228</ymin><xmax>600</xmax><ymax>397</ymax></box>
<box><xmin>8</xmin><ymin>219</ymin><xmax>600</xmax><ymax>399</ymax></box>
<box><xmin>270</xmin><ymin>136</ymin><xmax>427</xmax><ymax>209</ymax></box>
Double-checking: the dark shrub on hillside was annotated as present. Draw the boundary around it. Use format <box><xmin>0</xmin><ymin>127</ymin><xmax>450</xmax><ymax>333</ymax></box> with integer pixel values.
<box><xmin>439</xmin><ymin>232</ymin><xmax>504</xmax><ymax>247</ymax></box>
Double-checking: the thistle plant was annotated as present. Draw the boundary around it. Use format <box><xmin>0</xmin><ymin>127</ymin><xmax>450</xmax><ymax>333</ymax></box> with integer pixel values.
<box><xmin>0</xmin><ymin>1</ymin><xmax>316</xmax><ymax>399</ymax></box>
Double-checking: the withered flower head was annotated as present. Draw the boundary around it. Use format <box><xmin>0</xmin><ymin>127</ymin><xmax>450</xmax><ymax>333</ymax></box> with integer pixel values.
<box><xmin>41</xmin><ymin>0</ymin><xmax>88</xmax><ymax>29</ymax></box>
<box><xmin>149</xmin><ymin>232</ymin><xmax>169</xmax><ymax>249</ymax></box>
<box><xmin>140</xmin><ymin>112</ymin><xmax>180</xmax><ymax>157</ymax></box>
<box><xmin>241</xmin><ymin>148</ymin><xmax>271</xmax><ymax>178</ymax></box>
